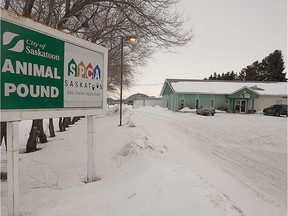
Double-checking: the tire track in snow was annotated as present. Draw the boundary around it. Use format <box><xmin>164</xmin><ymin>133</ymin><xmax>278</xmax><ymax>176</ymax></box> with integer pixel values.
<box><xmin>133</xmin><ymin>108</ymin><xmax>287</xmax><ymax>216</ymax></box>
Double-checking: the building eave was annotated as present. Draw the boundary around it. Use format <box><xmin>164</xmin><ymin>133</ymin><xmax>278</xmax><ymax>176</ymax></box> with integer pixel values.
<box><xmin>159</xmin><ymin>79</ymin><xmax>176</xmax><ymax>96</ymax></box>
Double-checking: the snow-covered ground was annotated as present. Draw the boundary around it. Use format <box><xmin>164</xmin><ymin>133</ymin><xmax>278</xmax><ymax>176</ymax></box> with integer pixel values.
<box><xmin>1</xmin><ymin>106</ymin><xmax>287</xmax><ymax>216</ymax></box>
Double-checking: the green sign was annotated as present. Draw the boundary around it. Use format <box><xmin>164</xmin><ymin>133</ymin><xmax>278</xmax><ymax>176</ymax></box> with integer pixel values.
<box><xmin>1</xmin><ymin>20</ymin><xmax>64</xmax><ymax>109</ymax></box>
<box><xmin>1</xmin><ymin>19</ymin><xmax>104</xmax><ymax>110</ymax></box>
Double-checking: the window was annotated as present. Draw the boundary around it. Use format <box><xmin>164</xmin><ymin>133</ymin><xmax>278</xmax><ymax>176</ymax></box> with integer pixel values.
<box><xmin>210</xmin><ymin>99</ymin><xmax>215</xmax><ymax>108</ymax></box>
<box><xmin>180</xmin><ymin>98</ymin><xmax>185</xmax><ymax>109</ymax></box>
<box><xmin>195</xmin><ymin>98</ymin><xmax>200</xmax><ymax>109</ymax></box>
<box><xmin>235</xmin><ymin>100</ymin><xmax>240</xmax><ymax>112</ymax></box>
<box><xmin>225</xmin><ymin>99</ymin><xmax>229</xmax><ymax>110</ymax></box>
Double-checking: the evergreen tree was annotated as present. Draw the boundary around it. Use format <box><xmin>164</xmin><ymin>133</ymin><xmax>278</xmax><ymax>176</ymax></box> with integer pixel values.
<box><xmin>204</xmin><ymin>50</ymin><xmax>286</xmax><ymax>81</ymax></box>
<box><xmin>206</xmin><ymin>71</ymin><xmax>238</xmax><ymax>80</ymax></box>
<box><xmin>239</xmin><ymin>50</ymin><xmax>286</xmax><ymax>81</ymax></box>
<box><xmin>245</xmin><ymin>61</ymin><xmax>260</xmax><ymax>81</ymax></box>
<box><xmin>230</xmin><ymin>71</ymin><xmax>238</xmax><ymax>80</ymax></box>
<box><xmin>257</xmin><ymin>59</ymin><xmax>269</xmax><ymax>81</ymax></box>
<box><xmin>238</xmin><ymin>69</ymin><xmax>245</xmax><ymax>81</ymax></box>
<box><xmin>262</xmin><ymin>50</ymin><xmax>286</xmax><ymax>81</ymax></box>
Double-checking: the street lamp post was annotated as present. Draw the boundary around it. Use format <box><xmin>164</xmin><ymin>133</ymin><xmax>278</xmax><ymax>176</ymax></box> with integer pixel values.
<box><xmin>119</xmin><ymin>37</ymin><xmax>124</xmax><ymax>126</ymax></box>
<box><xmin>119</xmin><ymin>36</ymin><xmax>137</xmax><ymax>126</ymax></box>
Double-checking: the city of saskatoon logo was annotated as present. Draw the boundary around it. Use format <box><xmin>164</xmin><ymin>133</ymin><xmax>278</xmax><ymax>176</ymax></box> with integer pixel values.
<box><xmin>3</xmin><ymin>31</ymin><xmax>60</xmax><ymax>60</ymax></box>
<box><xmin>1</xmin><ymin>31</ymin><xmax>61</xmax><ymax>99</ymax></box>
<box><xmin>2</xmin><ymin>31</ymin><xmax>24</xmax><ymax>53</ymax></box>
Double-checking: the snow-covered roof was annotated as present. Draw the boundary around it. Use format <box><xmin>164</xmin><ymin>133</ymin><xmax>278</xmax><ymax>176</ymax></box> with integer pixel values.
<box><xmin>125</xmin><ymin>93</ymin><xmax>149</xmax><ymax>102</ymax></box>
<box><xmin>161</xmin><ymin>79</ymin><xmax>287</xmax><ymax>96</ymax></box>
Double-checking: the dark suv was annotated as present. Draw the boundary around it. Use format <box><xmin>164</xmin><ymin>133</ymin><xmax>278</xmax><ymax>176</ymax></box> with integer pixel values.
<box><xmin>263</xmin><ymin>104</ymin><xmax>287</xmax><ymax>116</ymax></box>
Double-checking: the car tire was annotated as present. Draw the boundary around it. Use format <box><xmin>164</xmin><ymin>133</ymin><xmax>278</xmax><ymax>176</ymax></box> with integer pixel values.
<box><xmin>275</xmin><ymin>111</ymin><xmax>280</xmax><ymax>116</ymax></box>
<box><xmin>212</xmin><ymin>114</ymin><xmax>214</xmax><ymax>116</ymax></box>
<box><xmin>263</xmin><ymin>111</ymin><xmax>267</xmax><ymax>115</ymax></box>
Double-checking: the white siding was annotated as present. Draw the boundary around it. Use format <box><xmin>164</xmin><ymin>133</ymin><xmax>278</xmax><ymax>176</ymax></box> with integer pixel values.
<box><xmin>254</xmin><ymin>96</ymin><xmax>288</xmax><ymax>111</ymax></box>
<box><xmin>133</xmin><ymin>99</ymin><xmax>168</xmax><ymax>108</ymax></box>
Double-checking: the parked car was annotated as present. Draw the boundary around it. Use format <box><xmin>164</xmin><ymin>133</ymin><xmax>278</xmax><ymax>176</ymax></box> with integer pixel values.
<box><xmin>196</xmin><ymin>106</ymin><xmax>215</xmax><ymax>116</ymax></box>
<box><xmin>263</xmin><ymin>104</ymin><xmax>287</xmax><ymax>116</ymax></box>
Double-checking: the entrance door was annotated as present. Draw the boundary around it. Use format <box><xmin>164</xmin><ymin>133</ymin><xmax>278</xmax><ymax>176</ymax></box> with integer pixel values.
<box><xmin>240</xmin><ymin>100</ymin><xmax>246</xmax><ymax>113</ymax></box>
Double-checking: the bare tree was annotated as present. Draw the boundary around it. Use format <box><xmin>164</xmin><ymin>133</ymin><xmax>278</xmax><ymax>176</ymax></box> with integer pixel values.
<box><xmin>58</xmin><ymin>118</ymin><xmax>65</xmax><ymax>132</ymax></box>
<box><xmin>3</xmin><ymin>0</ymin><xmax>193</xmax><ymax>152</ymax></box>
<box><xmin>22</xmin><ymin>0</ymin><xmax>35</xmax><ymax>17</ymax></box>
<box><xmin>1</xmin><ymin>122</ymin><xmax>7</xmax><ymax>151</ymax></box>
<box><xmin>26</xmin><ymin>119</ymin><xmax>47</xmax><ymax>152</ymax></box>
<box><xmin>49</xmin><ymin>118</ymin><xmax>56</xmax><ymax>137</ymax></box>
<box><xmin>4</xmin><ymin>0</ymin><xmax>193</xmax><ymax>92</ymax></box>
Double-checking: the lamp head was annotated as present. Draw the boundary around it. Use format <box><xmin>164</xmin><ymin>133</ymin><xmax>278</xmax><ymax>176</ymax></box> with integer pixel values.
<box><xmin>127</xmin><ymin>35</ymin><xmax>137</xmax><ymax>44</ymax></box>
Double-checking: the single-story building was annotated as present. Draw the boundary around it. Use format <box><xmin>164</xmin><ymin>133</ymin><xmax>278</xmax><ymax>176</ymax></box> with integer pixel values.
<box><xmin>160</xmin><ymin>79</ymin><xmax>288</xmax><ymax>113</ymax></box>
<box><xmin>133</xmin><ymin>98</ymin><xmax>167</xmax><ymax>108</ymax></box>
<box><xmin>124</xmin><ymin>93</ymin><xmax>149</xmax><ymax>105</ymax></box>
<box><xmin>107</xmin><ymin>97</ymin><xmax>115</xmax><ymax>105</ymax></box>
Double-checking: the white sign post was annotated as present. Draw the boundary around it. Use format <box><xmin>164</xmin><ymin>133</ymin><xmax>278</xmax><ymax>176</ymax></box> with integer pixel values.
<box><xmin>87</xmin><ymin>116</ymin><xmax>97</xmax><ymax>182</ymax></box>
<box><xmin>7</xmin><ymin>121</ymin><xmax>20</xmax><ymax>216</ymax></box>
<box><xmin>1</xmin><ymin>9</ymin><xmax>108</xmax><ymax>215</ymax></box>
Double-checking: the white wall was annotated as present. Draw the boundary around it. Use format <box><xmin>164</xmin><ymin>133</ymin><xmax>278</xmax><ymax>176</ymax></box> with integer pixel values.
<box><xmin>133</xmin><ymin>99</ymin><xmax>167</xmax><ymax>108</ymax></box>
<box><xmin>254</xmin><ymin>95</ymin><xmax>288</xmax><ymax>111</ymax></box>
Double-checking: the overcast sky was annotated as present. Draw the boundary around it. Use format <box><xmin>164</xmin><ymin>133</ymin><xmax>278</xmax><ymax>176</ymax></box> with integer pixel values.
<box><xmin>123</xmin><ymin>0</ymin><xmax>287</xmax><ymax>98</ymax></box>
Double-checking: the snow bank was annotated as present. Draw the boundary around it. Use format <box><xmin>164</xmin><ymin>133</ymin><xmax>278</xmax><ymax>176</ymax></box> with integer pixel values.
<box><xmin>1</xmin><ymin>106</ymin><xmax>287</xmax><ymax>216</ymax></box>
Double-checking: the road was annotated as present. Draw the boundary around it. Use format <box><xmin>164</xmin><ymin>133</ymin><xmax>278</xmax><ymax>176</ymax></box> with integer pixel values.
<box><xmin>132</xmin><ymin>107</ymin><xmax>287</xmax><ymax>216</ymax></box>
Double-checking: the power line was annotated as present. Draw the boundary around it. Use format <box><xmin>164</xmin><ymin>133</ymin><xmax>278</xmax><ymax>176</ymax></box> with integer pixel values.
<box><xmin>133</xmin><ymin>83</ymin><xmax>163</xmax><ymax>86</ymax></box>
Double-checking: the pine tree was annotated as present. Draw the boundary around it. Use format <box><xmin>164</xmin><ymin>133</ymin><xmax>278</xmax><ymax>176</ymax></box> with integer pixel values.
<box><xmin>204</xmin><ymin>50</ymin><xmax>286</xmax><ymax>81</ymax></box>
<box><xmin>245</xmin><ymin>61</ymin><xmax>260</xmax><ymax>81</ymax></box>
<box><xmin>230</xmin><ymin>71</ymin><xmax>237</xmax><ymax>80</ymax></box>
<box><xmin>263</xmin><ymin>50</ymin><xmax>286</xmax><ymax>81</ymax></box>
<box><xmin>238</xmin><ymin>69</ymin><xmax>245</xmax><ymax>81</ymax></box>
<box><xmin>206</xmin><ymin>71</ymin><xmax>238</xmax><ymax>80</ymax></box>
